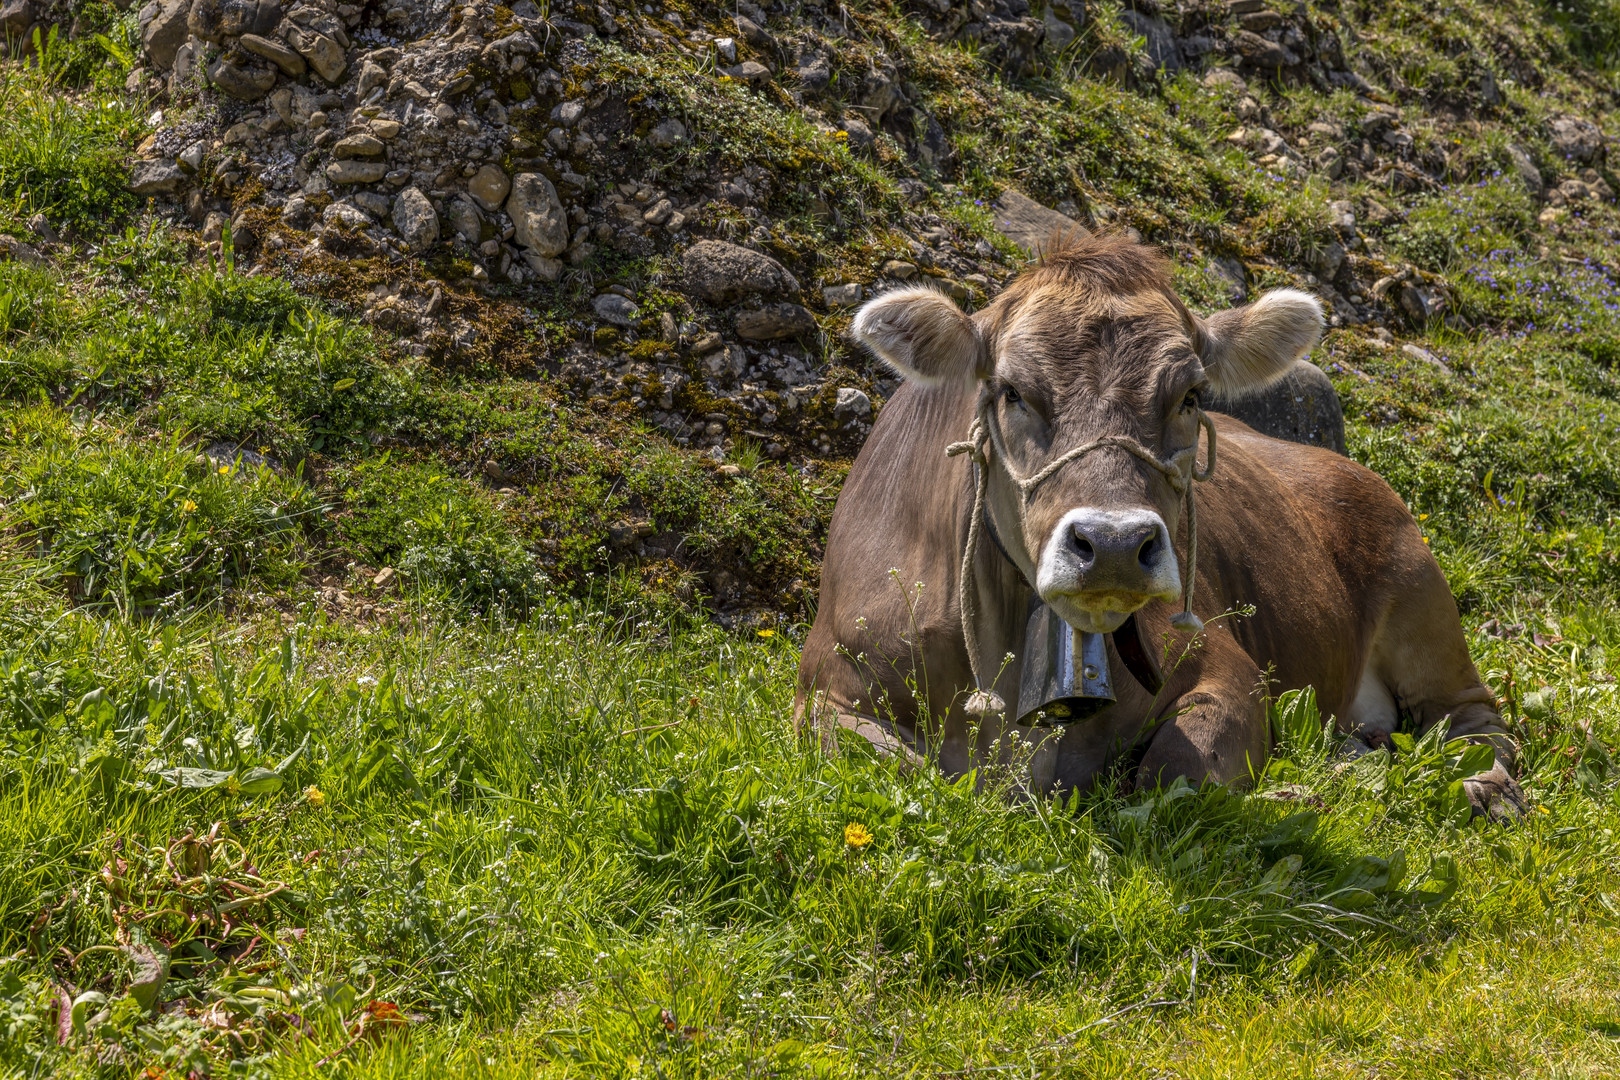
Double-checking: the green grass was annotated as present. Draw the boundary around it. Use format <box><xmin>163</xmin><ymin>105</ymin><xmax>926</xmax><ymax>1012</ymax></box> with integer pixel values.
<box><xmin>8</xmin><ymin>0</ymin><xmax>1620</xmax><ymax>1071</ymax></box>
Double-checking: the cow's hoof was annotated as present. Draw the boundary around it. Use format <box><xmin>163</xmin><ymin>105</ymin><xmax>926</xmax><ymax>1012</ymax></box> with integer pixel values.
<box><xmin>1463</xmin><ymin>765</ymin><xmax>1526</xmax><ymax>823</ymax></box>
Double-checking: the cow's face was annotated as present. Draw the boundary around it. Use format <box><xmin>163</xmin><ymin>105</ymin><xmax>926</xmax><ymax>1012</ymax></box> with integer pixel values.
<box><xmin>853</xmin><ymin>236</ymin><xmax>1322</xmax><ymax>634</ymax></box>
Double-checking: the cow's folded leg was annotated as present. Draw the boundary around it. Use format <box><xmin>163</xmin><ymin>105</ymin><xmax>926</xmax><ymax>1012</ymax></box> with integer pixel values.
<box><xmin>1134</xmin><ymin>640</ymin><xmax>1269</xmax><ymax>790</ymax></box>
<box><xmin>795</xmin><ymin>689</ymin><xmax>924</xmax><ymax>767</ymax></box>
<box><xmin>1434</xmin><ymin>699</ymin><xmax>1526</xmax><ymax>822</ymax></box>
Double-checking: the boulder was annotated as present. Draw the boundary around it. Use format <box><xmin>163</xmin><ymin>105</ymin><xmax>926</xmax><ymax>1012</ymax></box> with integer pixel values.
<box><xmin>834</xmin><ymin>386</ymin><xmax>872</xmax><ymax>419</ymax></box>
<box><xmin>1506</xmin><ymin>144</ymin><xmax>1544</xmax><ymax>198</ymax></box>
<box><xmin>682</xmin><ymin>240</ymin><xmax>799</xmax><ymax>305</ymax></box>
<box><xmin>239</xmin><ymin>32</ymin><xmax>305</xmax><ymax>76</ymax></box>
<box><xmin>1208</xmin><ymin>360</ymin><xmax>1345</xmax><ymax>454</ymax></box>
<box><xmin>186</xmin><ymin>0</ymin><xmax>223</xmax><ymax>40</ymax></box>
<box><xmin>206</xmin><ymin>55</ymin><xmax>277</xmax><ymax>101</ymax></box>
<box><xmin>1119</xmin><ymin>8</ymin><xmax>1181</xmax><ymax>72</ymax></box>
<box><xmin>332</xmin><ymin>132</ymin><xmax>385</xmax><ymax>158</ymax></box>
<box><xmin>130</xmin><ymin>159</ymin><xmax>185</xmax><ymax>194</ymax></box>
<box><xmin>219</xmin><ymin>0</ymin><xmax>279</xmax><ymax>38</ymax></box>
<box><xmin>1549</xmin><ymin>116</ymin><xmax>1604</xmax><ymax>165</ymax></box>
<box><xmin>1232</xmin><ymin>29</ymin><xmax>1295</xmax><ymax>68</ymax></box>
<box><xmin>447</xmin><ymin>196</ymin><xmax>482</xmax><ymax>243</ymax></box>
<box><xmin>994</xmin><ymin>189</ymin><xmax>1087</xmax><ymax>255</ymax></box>
<box><xmin>325</xmin><ymin>159</ymin><xmax>388</xmax><ymax>184</ymax></box>
<box><xmin>735</xmin><ymin>302</ymin><xmax>816</xmax><ymax>341</ymax></box>
<box><xmin>467</xmin><ymin>164</ymin><xmax>510</xmax><ymax>212</ymax></box>
<box><xmin>288</xmin><ymin>25</ymin><xmax>346</xmax><ymax>82</ymax></box>
<box><xmin>140</xmin><ymin>0</ymin><xmax>191</xmax><ymax>69</ymax></box>
<box><xmin>0</xmin><ymin>0</ymin><xmax>35</xmax><ymax>35</ymax></box>
<box><xmin>507</xmin><ymin>172</ymin><xmax>568</xmax><ymax>257</ymax></box>
<box><xmin>323</xmin><ymin>201</ymin><xmax>373</xmax><ymax>229</ymax></box>
<box><xmin>647</xmin><ymin>118</ymin><xmax>686</xmax><ymax>148</ymax></box>
<box><xmin>592</xmin><ymin>293</ymin><xmax>640</xmax><ymax>327</ymax></box>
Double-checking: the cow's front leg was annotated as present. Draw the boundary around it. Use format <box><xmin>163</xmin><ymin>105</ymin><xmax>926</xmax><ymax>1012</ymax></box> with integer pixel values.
<box><xmin>1135</xmin><ymin>628</ymin><xmax>1269</xmax><ymax>790</ymax></box>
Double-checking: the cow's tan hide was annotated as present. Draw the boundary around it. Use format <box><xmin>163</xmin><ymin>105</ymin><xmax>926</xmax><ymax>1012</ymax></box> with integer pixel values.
<box><xmin>796</xmin><ymin>235</ymin><xmax>1522</xmax><ymax>819</ymax></box>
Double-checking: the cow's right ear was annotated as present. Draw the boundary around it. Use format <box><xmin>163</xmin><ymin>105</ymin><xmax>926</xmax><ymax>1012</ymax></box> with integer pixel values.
<box><xmin>850</xmin><ymin>287</ymin><xmax>986</xmax><ymax>386</ymax></box>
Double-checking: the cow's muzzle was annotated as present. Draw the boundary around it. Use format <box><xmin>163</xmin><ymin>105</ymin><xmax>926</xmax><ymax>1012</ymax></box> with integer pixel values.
<box><xmin>1036</xmin><ymin>508</ymin><xmax>1182</xmax><ymax>634</ymax></box>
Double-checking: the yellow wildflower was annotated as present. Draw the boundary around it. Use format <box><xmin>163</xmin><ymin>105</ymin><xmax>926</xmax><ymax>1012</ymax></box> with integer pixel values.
<box><xmin>758</xmin><ymin>628</ymin><xmax>776</xmax><ymax>639</ymax></box>
<box><xmin>218</xmin><ymin>464</ymin><xmax>232</xmax><ymax>475</ymax></box>
<box><xmin>305</xmin><ymin>785</ymin><xmax>326</xmax><ymax>808</ymax></box>
<box><xmin>181</xmin><ymin>499</ymin><xmax>198</xmax><ymax>513</ymax></box>
<box><xmin>844</xmin><ymin>822</ymin><xmax>873</xmax><ymax>849</ymax></box>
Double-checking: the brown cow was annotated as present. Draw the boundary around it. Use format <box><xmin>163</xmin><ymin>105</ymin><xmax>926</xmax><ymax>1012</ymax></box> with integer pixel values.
<box><xmin>795</xmin><ymin>235</ymin><xmax>1522</xmax><ymax>819</ymax></box>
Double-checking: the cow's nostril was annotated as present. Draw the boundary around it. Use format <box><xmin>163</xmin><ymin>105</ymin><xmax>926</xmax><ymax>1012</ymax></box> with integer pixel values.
<box><xmin>1070</xmin><ymin>527</ymin><xmax>1095</xmax><ymax>563</ymax></box>
<box><xmin>1137</xmin><ymin>533</ymin><xmax>1158</xmax><ymax>568</ymax></box>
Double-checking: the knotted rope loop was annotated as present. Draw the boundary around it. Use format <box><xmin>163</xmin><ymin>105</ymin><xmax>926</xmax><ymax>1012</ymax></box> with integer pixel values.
<box><xmin>950</xmin><ymin>399</ymin><xmax>1218</xmax><ymax>715</ymax></box>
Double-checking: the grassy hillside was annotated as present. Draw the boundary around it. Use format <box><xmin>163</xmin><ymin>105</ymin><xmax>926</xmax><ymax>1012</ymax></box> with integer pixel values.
<box><xmin>3</xmin><ymin>0</ymin><xmax>1620</xmax><ymax>1072</ymax></box>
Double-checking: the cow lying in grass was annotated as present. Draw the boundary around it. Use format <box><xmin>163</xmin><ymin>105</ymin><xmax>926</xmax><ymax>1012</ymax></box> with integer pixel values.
<box><xmin>796</xmin><ymin>234</ymin><xmax>1522</xmax><ymax>820</ymax></box>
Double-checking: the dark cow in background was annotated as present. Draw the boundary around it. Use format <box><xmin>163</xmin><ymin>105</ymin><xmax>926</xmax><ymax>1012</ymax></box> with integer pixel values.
<box><xmin>795</xmin><ymin>234</ymin><xmax>1522</xmax><ymax>819</ymax></box>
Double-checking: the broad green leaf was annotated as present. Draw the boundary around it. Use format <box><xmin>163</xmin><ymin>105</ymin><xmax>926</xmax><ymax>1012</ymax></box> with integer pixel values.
<box><xmin>1259</xmin><ymin>811</ymin><xmax>1318</xmax><ymax>850</ymax></box>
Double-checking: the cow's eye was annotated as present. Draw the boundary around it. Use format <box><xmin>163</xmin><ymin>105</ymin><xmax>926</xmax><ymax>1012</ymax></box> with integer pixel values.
<box><xmin>1004</xmin><ymin>385</ymin><xmax>1022</xmax><ymax>405</ymax></box>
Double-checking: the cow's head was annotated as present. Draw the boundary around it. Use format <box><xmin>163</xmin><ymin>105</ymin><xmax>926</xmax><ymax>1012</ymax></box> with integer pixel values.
<box><xmin>852</xmin><ymin>234</ymin><xmax>1322</xmax><ymax>634</ymax></box>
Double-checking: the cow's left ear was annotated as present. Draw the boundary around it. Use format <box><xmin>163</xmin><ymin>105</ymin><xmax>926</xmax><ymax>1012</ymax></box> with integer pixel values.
<box><xmin>850</xmin><ymin>286</ymin><xmax>988</xmax><ymax>387</ymax></box>
<box><xmin>1192</xmin><ymin>289</ymin><xmax>1323</xmax><ymax>397</ymax></box>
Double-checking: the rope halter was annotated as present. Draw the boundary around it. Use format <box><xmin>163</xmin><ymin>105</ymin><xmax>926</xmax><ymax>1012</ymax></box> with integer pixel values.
<box><xmin>945</xmin><ymin>398</ymin><xmax>1218</xmax><ymax>717</ymax></box>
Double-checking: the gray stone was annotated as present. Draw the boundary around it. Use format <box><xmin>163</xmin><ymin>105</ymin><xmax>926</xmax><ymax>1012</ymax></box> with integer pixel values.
<box><xmin>332</xmin><ymin>132</ymin><xmax>385</xmax><ymax>159</ymax></box>
<box><xmin>1203</xmin><ymin>68</ymin><xmax>1247</xmax><ymax>93</ymax></box>
<box><xmin>880</xmin><ymin>259</ymin><xmax>918</xmax><ymax>279</ymax></box>
<box><xmin>1312</xmin><ymin>241</ymin><xmax>1346</xmax><ymax>282</ymax></box>
<box><xmin>0</xmin><ymin>235</ymin><xmax>46</xmax><ymax>265</ymax></box>
<box><xmin>140</xmin><ymin>0</ymin><xmax>191</xmax><ymax>69</ymax></box>
<box><xmin>1232</xmin><ymin>29</ymin><xmax>1295</xmax><ymax>68</ymax></box>
<box><xmin>1507</xmin><ymin>143</ymin><xmax>1544</xmax><ymax>197</ymax></box>
<box><xmin>352</xmin><ymin>191</ymin><xmax>390</xmax><ymax>217</ymax></box>
<box><xmin>322</xmin><ymin>201</ymin><xmax>373</xmax><ymax>229</ymax></box>
<box><xmin>554</xmin><ymin>100</ymin><xmax>584</xmax><ymax>126</ymax></box>
<box><xmin>507</xmin><ymin>172</ymin><xmax>568</xmax><ymax>257</ymax></box>
<box><xmin>1208</xmin><ymin>360</ymin><xmax>1345</xmax><ymax>454</ymax></box>
<box><xmin>1119</xmin><ymin>8</ymin><xmax>1181</xmax><ymax>72</ymax></box>
<box><xmin>593</xmin><ymin>293</ymin><xmax>640</xmax><ymax>327</ymax></box>
<box><xmin>735</xmin><ymin>302</ymin><xmax>816</xmax><ymax>341</ymax></box>
<box><xmin>325</xmin><ymin>159</ymin><xmax>388</xmax><ymax>184</ymax></box>
<box><xmin>206</xmin><ymin>55</ymin><xmax>277</xmax><ymax>100</ymax></box>
<box><xmin>239</xmin><ymin>32</ymin><xmax>305</xmax><ymax>76</ymax></box>
<box><xmin>391</xmin><ymin>186</ymin><xmax>438</xmax><ymax>250</ymax></box>
<box><xmin>724</xmin><ymin>60</ymin><xmax>771</xmax><ymax>84</ymax></box>
<box><xmin>839</xmin><ymin>117</ymin><xmax>874</xmax><ymax>154</ymax></box>
<box><xmin>289</xmin><ymin>26</ymin><xmax>346</xmax><ymax>82</ymax></box>
<box><xmin>130</xmin><ymin>159</ymin><xmax>185</xmax><ymax>194</ymax></box>
<box><xmin>682</xmin><ymin>240</ymin><xmax>799</xmax><ymax>304</ymax></box>
<box><xmin>1550</xmin><ymin>116</ymin><xmax>1604</xmax><ymax>164</ymax></box>
<box><xmin>822</xmin><ymin>282</ymin><xmax>862</xmax><ymax>308</ymax></box>
<box><xmin>219</xmin><ymin>0</ymin><xmax>280</xmax><ymax>38</ymax></box>
<box><xmin>647</xmin><ymin>118</ymin><xmax>686</xmax><ymax>148</ymax></box>
<box><xmin>187</xmin><ymin>0</ymin><xmax>224</xmax><ymax>40</ymax></box>
<box><xmin>447</xmin><ymin>196</ymin><xmax>482</xmax><ymax>243</ymax></box>
<box><xmin>0</xmin><ymin>0</ymin><xmax>35</xmax><ymax>34</ymax></box>
<box><xmin>468</xmin><ymin>164</ymin><xmax>510</xmax><ymax>211</ymax></box>
<box><xmin>522</xmin><ymin>251</ymin><xmax>563</xmax><ymax>281</ymax></box>
<box><xmin>356</xmin><ymin>59</ymin><xmax>388</xmax><ymax>98</ymax></box>
<box><xmin>834</xmin><ymin>386</ymin><xmax>872</xmax><ymax>419</ymax></box>
<box><xmin>994</xmin><ymin>188</ymin><xmax>1087</xmax><ymax>255</ymax></box>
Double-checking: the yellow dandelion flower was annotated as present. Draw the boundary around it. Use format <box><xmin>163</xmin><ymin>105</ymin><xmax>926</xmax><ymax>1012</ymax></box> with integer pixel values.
<box><xmin>305</xmin><ymin>785</ymin><xmax>326</xmax><ymax>808</ymax></box>
<box><xmin>758</xmin><ymin>628</ymin><xmax>776</xmax><ymax>639</ymax></box>
<box><xmin>1417</xmin><ymin>513</ymin><xmax>1429</xmax><ymax>521</ymax></box>
<box><xmin>844</xmin><ymin>822</ymin><xmax>873</xmax><ymax>849</ymax></box>
<box><xmin>218</xmin><ymin>464</ymin><xmax>232</xmax><ymax>475</ymax></box>
<box><xmin>181</xmin><ymin>499</ymin><xmax>198</xmax><ymax>513</ymax></box>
